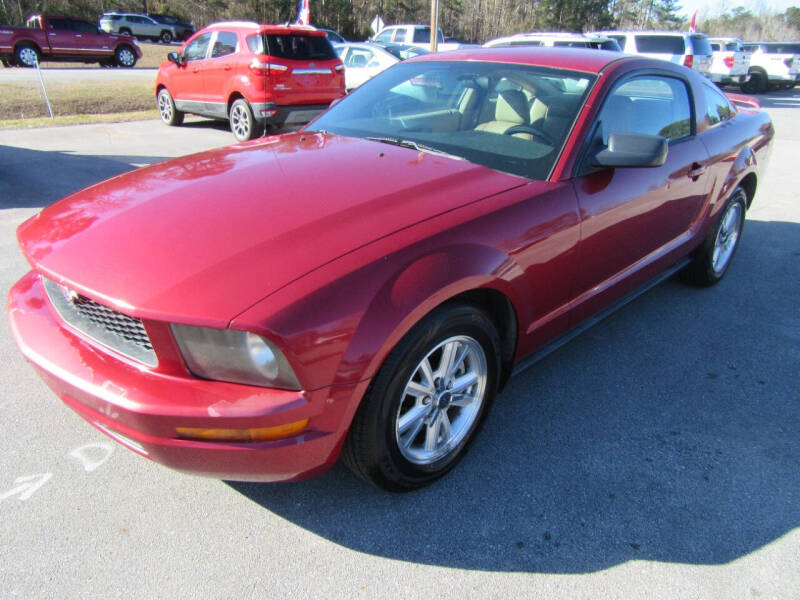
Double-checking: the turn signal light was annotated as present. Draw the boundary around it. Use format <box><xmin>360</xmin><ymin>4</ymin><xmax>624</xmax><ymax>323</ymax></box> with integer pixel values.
<box><xmin>176</xmin><ymin>419</ymin><xmax>309</xmax><ymax>442</ymax></box>
<box><xmin>684</xmin><ymin>55</ymin><xmax>694</xmax><ymax>68</ymax></box>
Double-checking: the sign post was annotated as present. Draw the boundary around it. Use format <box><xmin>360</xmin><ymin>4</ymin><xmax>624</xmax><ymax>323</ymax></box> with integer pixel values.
<box><xmin>430</xmin><ymin>0</ymin><xmax>439</xmax><ymax>52</ymax></box>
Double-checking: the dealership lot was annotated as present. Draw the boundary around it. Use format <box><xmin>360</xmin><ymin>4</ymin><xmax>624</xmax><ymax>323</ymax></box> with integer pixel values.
<box><xmin>1</xmin><ymin>90</ymin><xmax>798</xmax><ymax>598</ymax></box>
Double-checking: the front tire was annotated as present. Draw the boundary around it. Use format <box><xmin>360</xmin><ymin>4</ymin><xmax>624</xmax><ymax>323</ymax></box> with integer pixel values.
<box><xmin>115</xmin><ymin>45</ymin><xmax>137</xmax><ymax>68</ymax></box>
<box><xmin>229</xmin><ymin>99</ymin><xmax>258</xmax><ymax>141</ymax></box>
<box><xmin>681</xmin><ymin>187</ymin><xmax>747</xmax><ymax>286</ymax></box>
<box><xmin>157</xmin><ymin>88</ymin><xmax>184</xmax><ymax>126</ymax></box>
<box><xmin>342</xmin><ymin>304</ymin><xmax>501</xmax><ymax>491</ymax></box>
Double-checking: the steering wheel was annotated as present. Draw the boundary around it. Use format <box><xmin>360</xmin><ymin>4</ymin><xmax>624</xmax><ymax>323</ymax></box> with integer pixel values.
<box><xmin>504</xmin><ymin>124</ymin><xmax>555</xmax><ymax>145</ymax></box>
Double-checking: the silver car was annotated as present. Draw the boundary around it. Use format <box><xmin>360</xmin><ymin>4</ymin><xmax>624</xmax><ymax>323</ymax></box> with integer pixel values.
<box><xmin>99</xmin><ymin>12</ymin><xmax>178</xmax><ymax>44</ymax></box>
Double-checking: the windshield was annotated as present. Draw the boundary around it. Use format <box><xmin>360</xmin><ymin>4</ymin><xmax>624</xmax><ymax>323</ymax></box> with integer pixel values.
<box><xmin>308</xmin><ymin>61</ymin><xmax>594</xmax><ymax>180</ymax></box>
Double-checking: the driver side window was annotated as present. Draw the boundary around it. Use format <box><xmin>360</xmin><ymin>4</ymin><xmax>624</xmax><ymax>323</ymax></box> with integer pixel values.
<box><xmin>597</xmin><ymin>76</ymin><xmax>692</xmax><ymax>143</ymax></box>
<box><xmin>184</xmin><ymin>33</ymin><xmax>212</xmax><ymax>62</ymax></box>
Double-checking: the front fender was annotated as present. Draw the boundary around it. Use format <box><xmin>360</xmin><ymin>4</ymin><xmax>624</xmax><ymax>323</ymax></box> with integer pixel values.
<box><xmin>232</xmin><ymin>241</ymin><xmax>528</xmax><ymax>393</ymax></box>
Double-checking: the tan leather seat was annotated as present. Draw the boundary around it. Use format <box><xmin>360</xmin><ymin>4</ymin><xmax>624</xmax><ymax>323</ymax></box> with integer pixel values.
<box><xmin>475</xmin><ymin>90</ymin><xmax>530</xmax><ymax>135</ymax></box>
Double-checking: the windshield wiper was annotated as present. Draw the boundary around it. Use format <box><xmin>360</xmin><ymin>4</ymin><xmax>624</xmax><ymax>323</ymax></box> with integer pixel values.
<box><xmin>364</xmin><ymin>136</ymin><xmax>464</xmax><ymax>160</ymax></box>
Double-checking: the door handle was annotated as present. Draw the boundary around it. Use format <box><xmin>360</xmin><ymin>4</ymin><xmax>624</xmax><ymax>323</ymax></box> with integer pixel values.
<box><xmin>688</xmin><ymin>162</ymin><xmax>707</xmax><ymax>180</ymax></box>
<box><xmin>192</xmin><ymin>68</ymin><xmax>200</xmax><ymax>73</ymax></box>
<box><xmin>224</xmin><ymin>64</ymin><xmax>231</xmax><ymax>70</ymax></box>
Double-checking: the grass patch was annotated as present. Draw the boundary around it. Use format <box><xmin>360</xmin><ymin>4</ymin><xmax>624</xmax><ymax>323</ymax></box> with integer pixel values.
<box><xmin>0</xmin><ymin>110</ymin><xmax>159</xmax><ymax>129</ymax></box>
<box><xmin>0</xmin><ymin>81</ymin><xmax>155</xmax><ymax>120</ymax></box>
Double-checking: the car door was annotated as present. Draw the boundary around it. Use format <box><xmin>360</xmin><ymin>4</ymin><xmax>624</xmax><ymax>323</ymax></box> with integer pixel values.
<box><xmin>70</xmin><ymin>19</ymin><xmax>114</xmax><ymax>59</ymax></box>
<box><xmin>174</xmin><ymin>33</ymin><xmax>212</xmax><ymax>107</ymax></box>
<box><xmin>571</xmin><ymin>72</ymin><xmax>711</xmax><ymax>323</ymax></box>
<box><xmin>45</xmin><ymin>17</ymin><xmax>78</xmax><ymax>58</ymax></box>
<box><xmin>203</xmin><ymin>30</ymin><xmax>239</xmax><ymax>118</ymax></box>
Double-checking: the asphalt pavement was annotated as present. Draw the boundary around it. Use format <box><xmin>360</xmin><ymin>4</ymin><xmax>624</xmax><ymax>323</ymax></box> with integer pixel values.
<box><xmin>0</xmin><ymin>93</ymin><xmax>798</xmax><ymax>599</ymax></box>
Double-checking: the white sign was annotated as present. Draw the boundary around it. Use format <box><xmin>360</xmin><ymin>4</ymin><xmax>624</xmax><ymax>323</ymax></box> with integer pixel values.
<box><xmin>370</xmin><ymin>15</ymin><xmax>384</xmax><ymax>35</ymax></box>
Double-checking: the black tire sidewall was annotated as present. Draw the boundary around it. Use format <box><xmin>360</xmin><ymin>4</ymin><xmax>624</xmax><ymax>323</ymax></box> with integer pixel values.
<box><xmin>230</xmin><ymin>99</ymin><xmax>255</xmax><ymax>141</ymax></box>
<box><xmin>362</xmin><ymin>305</ymin><xmax>501</xmax><ymax>489</ymax></box>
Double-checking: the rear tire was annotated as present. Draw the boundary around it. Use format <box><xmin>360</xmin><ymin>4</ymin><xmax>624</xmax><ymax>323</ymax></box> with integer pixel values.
<box><xmin>157</xmin><ymin>89</ymin><xmax>184</xmax><ymax>126</ymax></box>
<box><xmin>741</xmin><ymin>69</ymin><xmax>767</xmax><ymax>94</ymax></box>
<box><xmin>15</xmin><ymin>43</ymin><xmax>40</xmax><ymax>68</ymax></box>
<box><xmin>229</xmin><ymin>99</ymin><xmax>259</xmax><ymax>141</ymax></box>
<box><xmin>160</xmin><ymin>31</ymin><xmax>173</xmax><ymax>44</ymax></box>
<box><xmin>119</xmin><ymin>28</ymin><xmax>132</xmax><ymax>36</ymax></box>
<box><xmin>341</xmin><ymin>303</ymin><xmax>501</xmax><ymax>491</ymax></box>
<box><xmin>681</xmin><ymin>187</ymin><xmax>747</xmax><ymax>287</ymax></box>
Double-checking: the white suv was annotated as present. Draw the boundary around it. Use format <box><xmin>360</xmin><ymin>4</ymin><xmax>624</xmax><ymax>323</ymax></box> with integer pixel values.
<box><xmin>483</xmin><ymin>32</ymin><xmax>620</xmax><ymax>51</ymax></box>
<box><xmin>372</xmin><ymin>25</ymin><xmax>460</xmax><ymax>51</ymax></box>
<box><xmin>708</xmin><ymin>37</ymin><xmax>750</xmax><ymax>87</ymax></box>
<box><xmin>593</xmin><ymin>30</ymin><xmax>712</xmax><ymax>77</ymax></box>
<box><xmin>740</xmin><ymin>42</ymin><xmax>800</xmax><ymax>93</ymax></box>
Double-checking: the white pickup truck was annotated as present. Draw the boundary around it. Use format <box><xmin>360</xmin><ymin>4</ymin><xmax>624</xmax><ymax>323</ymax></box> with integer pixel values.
<box><xmin>708</xmin><ymin>37</ymin><xmax>750</xmax><ymax>87</ymax></box>
<box><xmin>371</xmin><ymin>24</ymin><xmax>461</xmax><ymax>51</ymax></box>
<box><xmin>740</xmin><ymin>41</ymin><xmax>800</xmax><ymax>93</ymax></box>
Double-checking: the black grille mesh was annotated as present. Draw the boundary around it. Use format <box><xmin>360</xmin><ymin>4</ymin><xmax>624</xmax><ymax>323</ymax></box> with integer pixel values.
<box><xmin>43</xmin><ymin>277</ymin><xmax>157</xmax><ymax>366</ymax></box>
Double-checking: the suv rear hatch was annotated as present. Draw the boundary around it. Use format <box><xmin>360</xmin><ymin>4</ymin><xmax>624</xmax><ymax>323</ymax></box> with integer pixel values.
<box><xmin>257</xmin><ymin>28</ymin><xmax>344</xmax><ymax>106</ymax></box>
<box><xmin>634</xmin><ymin>33</ymin><xmax>712</xmax><ymax>75</ymax></box>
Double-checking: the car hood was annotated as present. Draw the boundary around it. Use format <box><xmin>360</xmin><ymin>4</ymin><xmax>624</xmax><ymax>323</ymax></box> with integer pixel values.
<box><xmin>18</xmin><ymin>132</ymin><xmax>526</xmax><ymax>326</ymax></box>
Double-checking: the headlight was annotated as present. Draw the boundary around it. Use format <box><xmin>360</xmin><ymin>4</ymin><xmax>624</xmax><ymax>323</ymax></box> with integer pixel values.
<box><xmin>171</xmin><ymin>325</ymin><xmax>301</xmax><ymax>390</ymax></box>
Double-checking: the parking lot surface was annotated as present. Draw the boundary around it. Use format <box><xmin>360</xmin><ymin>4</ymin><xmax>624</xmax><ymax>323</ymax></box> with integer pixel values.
<box><xmin>1</xmin><ymin>93</ymin><xmax>799</xmax><ymax>598</ymax></box>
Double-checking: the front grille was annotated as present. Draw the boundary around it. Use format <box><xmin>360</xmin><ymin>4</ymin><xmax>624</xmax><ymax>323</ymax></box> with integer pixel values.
<box><xmin>43</xmin><ymin>277</ymin><xmax>157</xmax><ymax>367</ymax></box>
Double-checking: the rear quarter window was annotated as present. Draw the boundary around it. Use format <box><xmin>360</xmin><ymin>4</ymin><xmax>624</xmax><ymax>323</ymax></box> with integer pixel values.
<box><xmin>635</xmin><ymin>35</ymin><xmax>685</xmax><ymax>54</ymax></box>
<box><xmin>703</xmin><ymin>84</ymin><xmax>735</xmax><ymax>126</ymax></box>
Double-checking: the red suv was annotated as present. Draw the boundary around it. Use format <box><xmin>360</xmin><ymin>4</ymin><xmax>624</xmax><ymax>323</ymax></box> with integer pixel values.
<box><xmin>155</xmin><ymin>22</ymin><xmax>346</xmax><ymax>140</ymax></box>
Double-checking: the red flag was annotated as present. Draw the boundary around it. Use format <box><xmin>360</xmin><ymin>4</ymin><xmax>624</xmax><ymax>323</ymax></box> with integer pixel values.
<box><xmin>689</xmin><ymin>9</ymin><xmax>698</xmax><ymax>33</ymax></box>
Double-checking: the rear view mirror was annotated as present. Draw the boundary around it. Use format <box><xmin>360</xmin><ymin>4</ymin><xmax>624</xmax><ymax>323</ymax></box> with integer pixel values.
<box><xmin>593</xmin><ymin>132</ymin><xmax>668</xmax><ymax>168</ymax></box>
<box><xmin>167</xmin><ymin>51</ymin><xmax>182</xmax><ymax>66</ymax></box>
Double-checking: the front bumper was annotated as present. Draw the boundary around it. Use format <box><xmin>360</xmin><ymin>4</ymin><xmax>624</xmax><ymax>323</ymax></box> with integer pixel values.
<box><xmin>7</xmin><ymin>271</ymin><xmax>368</xmax><ymax>482</ymax></box>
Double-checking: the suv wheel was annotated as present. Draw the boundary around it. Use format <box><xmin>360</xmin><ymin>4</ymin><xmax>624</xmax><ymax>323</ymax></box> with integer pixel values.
<box><xmin>160</xmin><ymin>30</ymin><xmax>173</xmax><ymax>44</ymax></box>
<box><xmin>119</xmin><ymin>27</ymin><xmax>132</xmax><ymax>36</ymax></box>
<box><xmin>229</xmin><ymin>99</ymin><xmax>259</xmax><ymax>141</ymax></box>
<box><xmin>157</xmin><ymin>89</ymin><xmax>184</xmax><ymax>126</ymax></box>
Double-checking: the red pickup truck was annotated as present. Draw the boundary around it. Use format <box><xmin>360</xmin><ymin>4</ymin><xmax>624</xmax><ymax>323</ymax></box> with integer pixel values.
<box><xmin>0</xmin><ymin>14</ymin><xmax>142</xmax><ymax>67</ymax></box>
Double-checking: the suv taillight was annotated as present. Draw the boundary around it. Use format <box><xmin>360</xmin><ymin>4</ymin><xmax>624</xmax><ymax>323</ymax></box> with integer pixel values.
<box><xmin>684</xmin><ymin>55</ymin><xmax>693</xmax><ymax>68</ymax></box>
<box><xmin>724</xmin><ymin>55</ymin><xmax>735</xmax><ymax>68</ymax></box>
<box><xmin>249</xmin><ymin>59</ymin><xmax>268</xmax><ymax>75</ymax></box>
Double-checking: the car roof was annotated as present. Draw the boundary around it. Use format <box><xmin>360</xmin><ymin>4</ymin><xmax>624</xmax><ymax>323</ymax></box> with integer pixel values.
<box><xmin>408</xmin><ymin>46</ymin><xmax>626</xmax><ymax>74</ymax></box>
<box><xmin>595</xmin><ymin>30</ymin><xmax>705</xmax><ymax>37</ymax></box>
<box><xmin>198</xmin><ymin>21</ymin><xmax>326</xmax><ymax>36</ymax></box>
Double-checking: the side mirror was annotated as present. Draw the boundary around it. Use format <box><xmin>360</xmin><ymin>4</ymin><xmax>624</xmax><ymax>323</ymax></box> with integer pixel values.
<box><xmin>167</xmin><ymin>51</ymin><xmax>182</xmax><ymax>66</ymax></box>
<box><xmin>592</xmin><ymin>132</ymin><xmax>668</xmax><ymax>168</ymax></box>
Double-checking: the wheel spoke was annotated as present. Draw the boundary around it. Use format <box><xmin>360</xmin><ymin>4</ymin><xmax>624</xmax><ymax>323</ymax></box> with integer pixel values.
<box><xmin>450</xmin><ymin>372</ymin><xmax>478</xmax><ymax>395</ymax></box>
<box><xmin>424</xmin><ymin>417</ymin><xmax>440</xmax><ymax>452</ymax></box>
<box><xmin>406</xmin><ymin>380</ymin><xmax>433</xmax><ymax>398</ymax></box>
<box><xmin>418</xmin><ymin>357</ymin><xmax>436</xmax><ymax>389</ymax></box>
<box><xmin>449</xmin><ymin>392</ymin><xmax>473</xmax><ymax>407</ymax></box>
<box><xmin>437</xmin><ymin>340</ymin><xmax>459</xmax><ymax>381</ymax></box>
<box><xmin>438</xmin><ymin>411</ymin><xmax>451</xmax><ymax>443</ymax></box>
<box><xmin>398</xmin><ymin>404</ymin><xmax>428</xmax><ymax>435</ymax></box>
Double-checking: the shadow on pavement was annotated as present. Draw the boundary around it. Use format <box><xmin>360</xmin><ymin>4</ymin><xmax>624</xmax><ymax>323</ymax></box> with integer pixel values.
<box><xmin>752</xmin><ymin>86</ymin><xmax>800</xmax><ymax>110</ymax></box>
<box><xmin>228</xmin><ymin>219</ymin><xmax>799</xmax><ymax>574</ymax></box>
<box><xmin>0</xmin><ymin>145</ymin><xmax>169</xmax><ymax>208</ymax></box>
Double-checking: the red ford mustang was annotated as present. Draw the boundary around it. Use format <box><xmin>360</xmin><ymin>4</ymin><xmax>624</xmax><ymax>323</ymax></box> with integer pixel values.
<box><xmin>7</xmin><ymin>48</ymin><xmax>773</xmax><ymax>491</ymax></box>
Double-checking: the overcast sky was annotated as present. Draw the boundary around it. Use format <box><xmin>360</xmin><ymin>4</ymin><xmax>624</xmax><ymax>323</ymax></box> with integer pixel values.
<box><xmin>677</xmin><ymin>0</ymin><xmax>798</xmax><ymax>17</ymax></box>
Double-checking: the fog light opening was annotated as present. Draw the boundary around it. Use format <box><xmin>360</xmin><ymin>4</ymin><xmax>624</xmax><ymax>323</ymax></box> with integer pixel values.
<box><xmin>176</xmin><ymin>419</ymin><xmax>309</xmax><ymax>442</ymax></box>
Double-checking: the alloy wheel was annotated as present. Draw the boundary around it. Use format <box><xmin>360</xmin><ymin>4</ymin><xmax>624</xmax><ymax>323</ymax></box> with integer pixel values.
<box><xmin>394</xmin><ymin>335</ymin><xmax>487</xmax><ymax>465</ymax></box>
<box><xmin>712</xmin><ymin>199</ymin><xmax>743</xmax><ymax>274</ymax></box>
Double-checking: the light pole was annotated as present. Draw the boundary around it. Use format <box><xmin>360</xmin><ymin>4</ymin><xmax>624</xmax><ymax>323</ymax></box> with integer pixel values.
<box><xmin>430</xmin><ymin>0</ymin><xmax>439</xmax><ymax>52</ymax></box>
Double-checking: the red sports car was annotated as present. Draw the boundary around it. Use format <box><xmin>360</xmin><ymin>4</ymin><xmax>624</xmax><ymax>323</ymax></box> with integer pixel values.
<box><xmin>8</xmin><ymin>48</ymin><xmax>773</xmax><ymax>491</ymax></box>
